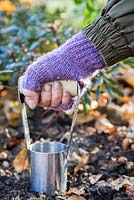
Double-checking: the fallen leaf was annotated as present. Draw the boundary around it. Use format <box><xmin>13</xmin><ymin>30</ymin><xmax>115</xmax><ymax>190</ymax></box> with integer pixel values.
<box><xmin>0</xmin><ymin>0</ymin><xmax>16</xmax><ymax>12</ymax></box>
<box><xmin>98</xmin><ymin>93</ymin><xmax>109</xmax><ymax>105</ymax></box>
<box><xmin>124</xmin><ymin>113</ymin><xmax>134</xmax><ymax>120</ymax></box>
<box><xmin>122</xmin><ymin>138</ymin><xmax>132</xmax><ymax>150</ymax></box>
<box><xmin>102</xmin><ymin>103</ymin><xmax>125</xmax><ymax>126</ymax></box>
<box><xmin>107</xmin><ymin>132</ymin><xmax>118</xmax><ymax>141</ymax></box>
<box><xmin>39</xmin><ymin>194</ymin><xmax>47</xmax><ymax>199</ymax></box>
<box><xmin>85</xmin><ymin>126</ymin><xmax>96</xmax><ymax>136</ymax></box>
<box><xmin>7</xmin><ymin>137</ymin><xmax>24</xmax><ymax>147</ymax></box>
<box><xmin>117</xmin><ymin>67</ymin><xmax>134</xmax><ymax>87</ymax></box>
<box><xmin>0</xmin><ymin>90</ymin><xmax>7</xmax><ymax>97</ymax></box>
<box><xmin>73</xmin><ymin>163</ymin><xmax>88</xmax><ymax>175</ymax></box>
<box><xmin>89</xmin><ymin>174</ymin><xmax>103</xmax><ymax>184</ymax></box>
<box><xmin>121</xmin><ymin>102</ymin><xmax>134</xmax><ymax>120</ymax></box>
<box><xmin>95</xmin><ymin>114</ymin><xmax>116</xmax><ymax>134</ymax></box>
<box><xmin>20</xmin><ymin>0</ymin><xmax>45</xmax><ymax>6</ymax></box>
<box><xmin>67</xmin><ymin>195</ymin><xmax>86</xmax><ymax>200</ymax></box>
<box><xmin>117</xmin><ymin>126</ymin><xmax>127</xmax><ymax>138</ymax></box>
<box><xmin>4</xmin><ymin>100</ymin><xmax>20</xmax><ymax>127</ymax></box>
<box><xmin>69</xmin><ymin>152</ymin><xmax>89</xmax><ymax>175</ymax></box>
<box><xmin>127</xmin><ymin>162</ymin><xmax>134</xmax><ymax>170</ymax></box>
<box><xmin>70</xmin><ymin>187</ymin><xmax>85</xmax><ymax>195</ymax></box>
<box><xmin>110</xmin><ymin>176</ymin><xmax>134</xmax><ymax>191</ymax></box>
<box><xmin>70</xmin><ymin>152</ymin><xmax>89</xmax><ymax>164</ymax></box>
<box><xmin>66</xmin><ymin>191</ymin><xmax>72</xmax><ymax>195</ymax></box>
<box><xmin>79</xmin><ymin>148</ymin><xmax>89</xmax><ymax>156</ymax></box>
<box><xmin>117</xmin><ymin>156</ymin><xmax>128</xmax><ymax>164</ymax></box>
<box><xmin>126</xmin><ymin>185</ymin><xmax>134</xmax><ymax>200</ymax></box>
<box><xmin>121</xmin><ymin>96</ymin><xmax>131</xmax><ymax>104</ymax></box>
<box><xmin>13</xmin><ymin>148</ymin><xmax>28</xmax><ymax>172</ymax></box>
<box><xmin>76</xmin><ymin>112</ymin><xmax>95</xmax><ymax>125</ymax></box>
<box><xmin>54</xmin><ymin>196</ymin><xmax>66</xmax><ymax>200</ymax></box>
<box><xmin>90</xmin><ymin>147</ymin><xmax>100</xmax><ymax>154</ymax></box>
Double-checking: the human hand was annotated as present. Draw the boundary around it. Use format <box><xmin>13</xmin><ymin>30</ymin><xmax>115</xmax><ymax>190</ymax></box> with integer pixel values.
<box><xmin>21</xmin><ymin>81</ymin><xmax>76</xmax><ymax>110</ymax></box>
<box><xmin>21</xmin><ymin>32</ymin><xmax>105</xmax><ymax>110</ymax></box>
<box><xmin>22</xmin><ymin>83</ymin><xmax>72</xmax><ymax>109</ymax></box>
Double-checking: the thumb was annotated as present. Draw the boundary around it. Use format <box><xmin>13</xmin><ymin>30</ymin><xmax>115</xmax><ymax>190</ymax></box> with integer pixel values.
<box><xmin>18</xmin><ymin>76</ymin><xmax>39</xmax><ymax>109</ymax></box>
<box><xmin>22</xmin><ymin>89</ymin><xmax>39</xmax><ymax>109</ymax></box>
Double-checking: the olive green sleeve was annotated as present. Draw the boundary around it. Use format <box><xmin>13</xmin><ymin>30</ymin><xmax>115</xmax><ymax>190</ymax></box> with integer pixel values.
<box><xmin>82</xmin><ymin>0</ymin><xmax>134</xmax><ymax>67</ymax></box>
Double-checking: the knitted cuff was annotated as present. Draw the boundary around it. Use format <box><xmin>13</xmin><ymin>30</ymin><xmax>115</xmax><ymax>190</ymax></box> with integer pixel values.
<box><xmin>82</xmin><ymin>17</ymin><xmax>132</xmax><ymax>67</ymax></box>
<box><xmin>59</xmin><ymin>98</ymin><xmax>74</xmax><ymax>111</ymax></box>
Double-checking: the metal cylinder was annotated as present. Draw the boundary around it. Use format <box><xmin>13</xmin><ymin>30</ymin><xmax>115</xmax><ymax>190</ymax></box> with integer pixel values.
<box><xmin>28</xmin><ymin>142</ymin><xmax>67</xmax><ymax>195</ymax></box>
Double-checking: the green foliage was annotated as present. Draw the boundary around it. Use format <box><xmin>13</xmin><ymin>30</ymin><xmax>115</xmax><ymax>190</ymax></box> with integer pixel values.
<box><xmin>0</xmin><ymin>4</ymin><xmax>74</xmax><ymax>86</ymax></box>
<box><xmin>74</xmin><ymin>0</ymin><xmax>106</xmax><ymax>25</ymax></box>
<box><xmin>73</xmin><ymin>0</ymin><xmax>133</xmax><ymax>113</ymax></box>
<box><xmin>82</xmin><ymin>64</ymin><xmax>126</xmax><ymax>115</ymax></box>
<box><xmin>0</xmin><ymin>0</ymin><xmax>133</xmax><ymax>114</ymax></box>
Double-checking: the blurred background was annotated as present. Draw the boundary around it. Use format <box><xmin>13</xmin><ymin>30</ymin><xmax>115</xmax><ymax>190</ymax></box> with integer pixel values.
<box><xmin>0</xmin><ymin>1</ymin><xmax>134</xmax><ymax>199</ymax></box>
<box><xmin>0</xmin><ymin>0</ymin><xmax>134</xmax><ymax>118</ymax></box>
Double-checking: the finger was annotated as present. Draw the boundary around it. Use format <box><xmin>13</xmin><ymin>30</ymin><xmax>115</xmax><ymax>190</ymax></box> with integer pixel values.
<box><xmin>39</xmin><ymin>84</ymin><xmax>52</xmax><ymax>107</ymax></box>
<box><xmin>62</xmin><ymin>91</ymin><xmax>71</xmax><ymax>106</ymax></box>
<box><xmin>22</xmin><ymin>89</ymin><xmax>39</xmax><ymax>109</ymax></box>
<box><xmin>51</xmin><ymin>82</ymin><xmax>63</xmax><ymax>107</ymax></box>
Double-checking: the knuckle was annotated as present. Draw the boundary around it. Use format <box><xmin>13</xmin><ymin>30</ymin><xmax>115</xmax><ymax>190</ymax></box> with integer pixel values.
<box><xmin>54</xmin><ymin>93</ymin><xmax>61</xmax><ymax>100</ymax></box>
<box><xmin>44</xmin><ymin>96</ymin><xmax>51</xmax><ymax>102</ymax></box>
<box><xmin>41</xmin><ymin>100</ymin><xmax>50</xmax><ymax>107</ymax></box>
<box><xmin>63</xmin><ymin>91</ymin><xmax>70</xmax><ymax>98</ymax></box>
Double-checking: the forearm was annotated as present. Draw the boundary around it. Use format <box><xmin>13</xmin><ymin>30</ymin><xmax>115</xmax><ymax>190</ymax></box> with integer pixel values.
<box><xmin>82</xmin><ymin>0</ymin><xmax>134</xmax><ymax>67</ymax></box>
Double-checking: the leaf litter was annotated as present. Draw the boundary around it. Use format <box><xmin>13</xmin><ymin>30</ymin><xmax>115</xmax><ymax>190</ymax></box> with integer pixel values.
<box><xmin>0</xmin><ymin>69</ymin><xmax>134</xmax><ymax>199</ymax></box>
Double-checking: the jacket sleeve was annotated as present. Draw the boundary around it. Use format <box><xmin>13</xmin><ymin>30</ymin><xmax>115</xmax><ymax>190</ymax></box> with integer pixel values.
<box><xmin>82</xmin><ymin>0</ymin><xmax>134</xmax><ymax>67</ymax></box>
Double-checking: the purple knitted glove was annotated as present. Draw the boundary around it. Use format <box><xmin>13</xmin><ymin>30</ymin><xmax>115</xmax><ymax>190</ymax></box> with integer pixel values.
<box><xmin>23</xmin><ymin>32</ymin><xmax>106</xmax><ymax>92</ymax></box>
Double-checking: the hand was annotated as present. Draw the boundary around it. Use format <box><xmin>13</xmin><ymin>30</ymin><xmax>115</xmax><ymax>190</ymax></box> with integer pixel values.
<box><xmin>22</xmin><ymin>82</ymin><xmax>71</xmax><ymax>109</ymax></box>
<box><xmin>21</xmin><ymin>32</ymin><xmax>105</xmax><ymax>110</ymax></box>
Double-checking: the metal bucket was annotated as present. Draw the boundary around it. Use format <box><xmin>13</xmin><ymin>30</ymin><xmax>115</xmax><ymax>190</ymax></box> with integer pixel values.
<box><xmin>28</xmin><ymin>142</ymin><xmax>67</xmax><ymax>195</ymax></box>
<box><xmin>18</xmin><ymin>78</ymin><xmax>80</xmax><ymax>196</ymax></box>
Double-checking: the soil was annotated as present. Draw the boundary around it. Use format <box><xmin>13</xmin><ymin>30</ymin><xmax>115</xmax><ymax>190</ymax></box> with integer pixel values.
<box><xmin>0</xmin><ymin>108</ymin><xmax>133</xmax><ymax>200</ymax></box>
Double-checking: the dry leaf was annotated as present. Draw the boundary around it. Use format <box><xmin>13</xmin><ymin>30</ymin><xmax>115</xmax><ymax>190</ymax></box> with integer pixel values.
<box><xmin>39</xmin><ymin>194</ymin><xmax>47</xmax><ymax>199</ymax></box>
<box><xmin>70</xmin><ymin>187</ymin><xmax>85</xmax><ymax>195</ymax></box>
<box><xmin>98</xmin><ymin>93</ymin><xmax>109</xmax><ymax>105</ymax></box>
<box><xmin>121</xmin><ymin>96</ymin><xmax>131</xmax><ymax>104</ymax></box>
<box><xmin>66</xmin><ymin>191</ymin><xmax>72</xmax><ymax>195</ymax></box>
<box><xmin>69</xmin><ymin>152</ymin><xmax>89</xmax><ymax>175</ymax></box>
<box><xmin>0</xmin><ymin>90</ymin><xmax>7</xmax><ymax>97</ymax></box>
<box><xmin>76</xmin><ymin>112</ymin><xmax>95</xmax><ymax>125</ymax></box>
<box><xmin>110</xmin><ymin>176</ymin><xmax>134</xmax><ymax>191</ymax></box>
<box><xmin>4</xmin><ymin>100</ymin><xmax>20</xmax><ymax>126</ymax></box>
<box><xmin>89</xmin><ymin>174</ymin><xmax>103</xmax><ymax>184</ymax></box>
<box><xmin>70</xmin><ymin>152</ymin><xmax>89</xmax><ymax>164</ymax></box>
<box><xmin>126</xmin><ymin>185</ymin><xmax>134</xmax><ymax>200</ymax></box>
<box><xmin>117</xmin><ymin>67</ymin><xmax>134</xmax><ymax>87</ymax></box>
<box><xmin>79</xmin><ymin>148</ymin><xmax>89</xmax><ymax>156</ymax></box>
<box><xmin>121</xmin><ymin>102</ymin><xmax>134</xmax><ymax>120</ymax></box>
<box><xmin>74</xmin><ymin>163</ymin><xmax>88</xmax><ymax>175</ymax></box>
<box><xmin>90</xmin><ymin>147</ymin><xmax>100</xmax><ymax>154</ymax></box>
<box><xmin>95</xmin><ymin>114</ymin><xmax>116</xmax><ymax>134</ymax></box>
<box><xmin>20</xmin><ymin>0</ymin><xmax>45</xmax><ymax>6</ymax></box>
<box><xmin>0</xmin><ymin>0</ymin><xmax>16</xmax><ymax>12</ymax></box>
<box><xmin>122</xmin><ymin>138</ymin><xmax>131</xmax><ymax>150</ymax></box>
<box><xmin>85</xmin><ymin>126</ymin><xmax>96</xmax><ymax>136</ymax></box>
<box><xmin>13</xmin><ymin>148</ymin><xmax>28</xmax><ymax>172</ymax></box>
<box><xmin>107</xmin><ymin>133</ymin><xmax>118</xmax><ymax>141</ymax></box>
<box><xmin>67</xmin><ymin>195</ymin><xmax>86</xmax><ymax>200</ymax></box>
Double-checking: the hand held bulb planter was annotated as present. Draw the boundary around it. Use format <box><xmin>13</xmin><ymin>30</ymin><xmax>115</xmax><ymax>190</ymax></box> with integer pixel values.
<box><xmin>18</xmin><ymin>78</ymin><xmax>80</xmax><ymax>195</ymax></box>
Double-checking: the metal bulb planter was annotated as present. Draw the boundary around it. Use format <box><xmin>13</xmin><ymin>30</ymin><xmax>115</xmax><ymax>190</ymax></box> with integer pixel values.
<box><xmin>18</xmin><ymin>78</ymin><xmax>80</xmax><ymax>196</ymax></box>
